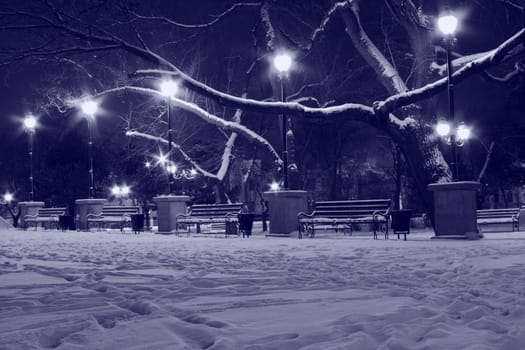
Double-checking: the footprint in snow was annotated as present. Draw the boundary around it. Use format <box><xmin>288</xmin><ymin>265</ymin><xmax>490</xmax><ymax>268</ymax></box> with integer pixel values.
<box><xmin>248</xmin><ymin>333</ymin><xmax>299</xmax><ymax>345</ymax></box>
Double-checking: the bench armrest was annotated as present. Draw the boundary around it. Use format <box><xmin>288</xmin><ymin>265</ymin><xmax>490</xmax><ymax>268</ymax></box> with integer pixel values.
<box><xmin>373</xmin><ymin>208</ymin><xmax>390</xmax><ymax>221</ymax></box>
<box><xmin>175</xmin><ymin>212</ymin><xmax>192</xmax><ymax>220</ymax></box>
<box><xmin>298</xmin><ymin>211</ymin><xmax>315</xmax><ymax>219</ymax></box>
<box><xmin>87</xmin><ymin>213</ymin><xmax>103</xmax><ymax>219</ymax></box>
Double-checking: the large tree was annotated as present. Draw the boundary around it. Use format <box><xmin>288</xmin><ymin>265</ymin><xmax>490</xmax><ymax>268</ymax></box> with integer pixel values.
<box><xmin>0</xmin><ymin>0</ymin><xmax>524</xmax><ymax>219</ymax></box>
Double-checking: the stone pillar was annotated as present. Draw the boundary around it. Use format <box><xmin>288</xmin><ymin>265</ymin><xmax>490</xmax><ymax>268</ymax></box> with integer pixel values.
<box><xmin>428</xmin><ymin>181</ymin><xmax>482</xmax><ymax>239</ymax></box>
<box><xmin>263</xmin><ymin>190</ymin><xmax>308</xmax><ymax>237</ymax></box>
<box><xmin>18</xmin><ymin>201</ymin><xmax>45</xmax><ymax>229</ymax></box>
<box><xmin>519</xmin><ymin>206</ymin><xmax>525</xmax><ymax>232</ymax></box>
<box><xmin>153</xmin><ymin>195</ymin><xmax>190</xmax><ymax>234</ymax></box>
<box><xmin>75</xmin><ymin>198</ymin><xmax>107</xmax><ymax>231</ymax></box>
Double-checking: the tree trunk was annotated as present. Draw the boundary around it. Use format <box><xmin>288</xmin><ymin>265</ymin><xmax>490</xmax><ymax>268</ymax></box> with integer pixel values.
<box><xmin>383</xmin><ymin>121</ymin><xmax>449</xmax><ymax>226</ymax></box>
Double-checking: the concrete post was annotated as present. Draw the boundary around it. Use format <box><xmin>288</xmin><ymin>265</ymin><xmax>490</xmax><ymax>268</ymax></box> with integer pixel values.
<box><xmin>153</xmin><ymin>195</ymin><xmax>190</xmax><ymax>234</ymax></box>
<box><xmin>75</xmin><ymin>198</ymin><xmax>107</xmax><ymax>231</ymax></box>
<box><xmin>263</xmin><ymin>190</ymin><xmax>308</xmax><ymax>237</ymax></box>
<box><xmin>18</xmin><ymin>201</ymin><xmax>45</xmax><ymax>229</ymax></box>
<box><xmin>428</xmin><ymin>181</ymin><xmax>482</xmax><ymax>239</ymax></box>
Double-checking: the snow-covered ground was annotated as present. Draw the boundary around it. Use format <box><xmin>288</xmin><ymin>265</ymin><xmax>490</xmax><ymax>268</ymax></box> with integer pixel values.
<box><xmin>1</xmin><ymin>228</ymin><xmax>524</xmax><ymax>350</ymax></box>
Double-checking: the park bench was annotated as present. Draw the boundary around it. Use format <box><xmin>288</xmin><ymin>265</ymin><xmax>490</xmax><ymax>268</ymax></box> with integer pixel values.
<box><xmin>175</xmin><ymin>203</ymin><xmax>243</xmax><ymax>236</ymax></box>
<box><xmin>87</xmin><ymin>205</ymin><xmax>140</xmax><ymax>231</ymax></box>
<box><xmin>476</xmin><ymin>208</ymin><xmax>519</xmax><ymax>232</ymax></box>
<box><xmin>24</xmin><ymin>207</ymin><xmax>67</xmax><ymax>230</ymax></box>
<box><xmin>298</xmin><ymin>199</ymin><xmax>391</xmax><ymax>239</ymax></box>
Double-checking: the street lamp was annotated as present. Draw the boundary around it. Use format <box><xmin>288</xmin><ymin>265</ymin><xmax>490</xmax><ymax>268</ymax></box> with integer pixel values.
<box><xmin>270</xmin><ymin>181</ymin><xmax>281</xmax><ymax>191</ymax></box>
<box><xmin>435</xmin><ymin>119</ymin><xmax>471</xmax><ymax>178</ymax></box>
<box><xmin>3</xmin><ymin>193</ymin><xmax>13</xmax><ymax>204</ymax></box>
<box><xmin>152</xmin><ymin>152</ymin><xmax>196</xmax><ymax>194</ymax></box>
<box><xmin>438</xmin><ymin>13</ymin><xmax>459</xmax><ymax>180</ymax></box>
<box><xmin>273</xmin><ymin>53</ymin><xmax>293</xmax><ymax>190</ymax></box>
<box><xmin>166</xmin><ymin>163</ymin><xmax>197</xmax><ymax>194</ymax></box>
<box><xmin>111</xmin><ymin>184</ymin><xmax>131</xmax><ymax>204</ymax></box>
<box><xmin>23</xmin><ymin>114</ymin><xmax>37</xmax><ymax>201</ymax></box>
<box><xmin>81</xmin><ymin>100</ymin><xmax>99</xmax><ymax>198</ymax></box>
<box><xmin>160</xmin><ymin>80</ymin><xmax>179</xmax><ymax>195</ymax></box>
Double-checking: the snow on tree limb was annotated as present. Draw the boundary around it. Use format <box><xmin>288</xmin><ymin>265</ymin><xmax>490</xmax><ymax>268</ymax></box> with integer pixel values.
<box><xmin>134</xmin><ymin>69</ymin><xmax>375</xmax><ymax>120</ymax></box>
<box><xmin>303</xmin><ymin>2</ymin><xmax>347</xmax><ymax>51</ymax></box>
<box><xmin>339</xmin><ymin>1</ymin><xmax>408</xmax><ymax>95</ymax></box>
<box><xmin>125</xmin><ymin>130</ymin><xmax>217</xmax><ymax>179</ymax></box>
<box><xmin>375</xmin><ymin>28</ymin><xmax>525</xmax><ymax>115</ymax></box>
<box><xmin>260</xmin><ymin>2</ymin><xmax>276</xmax><ymax>51</ymax></box>
<box><xmin>82</xmin><ymin>85</ymin><xmax>282</xmax><ymax>165</ymax></box>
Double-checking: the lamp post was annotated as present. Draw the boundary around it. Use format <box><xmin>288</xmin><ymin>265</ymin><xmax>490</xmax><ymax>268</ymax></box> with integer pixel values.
<box><xmin>23</xmin><ymin>114</ymin><xmax>37</xmax><ymax>201</ymax></box>
<box><xmin>160</xmin><ymin>80</ymin><xmax>178</xmax><ymax>195</ymax></box>
<box><xmin>435</xmin><ymin>120</ymin><xmax>471</xmax><ymax>179</ymax></box>
<box><xmin>438</xmin><ymin>14</ymin><xmax>459</xmax><ymax>180</ymax></box>
<box><xmin>273</xmin><ymin>53</ymin><xmax>293</xmax><ymax>190</ymax></box>
<box><xmin>81</xmin><ymin>100</ymin><xmax>98</xmax><ymax>198</ymax></box>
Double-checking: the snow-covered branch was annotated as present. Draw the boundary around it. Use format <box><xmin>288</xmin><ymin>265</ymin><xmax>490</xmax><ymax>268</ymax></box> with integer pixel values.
<box><xmin>339</xmin><ymin>1</ymin><xmax>407</xmax><ymax>95</ymax></box>
<box><xmin>134</xmin><ymin>69</ymin><xmax>375</xmax><ymax>120</ymax></box>
<box><xmin>302</xmin><ymin>2</ymin><xmax>346</xmax><ymax>51</ymax></box>
<box><xmin>125</xmin><ymin>130</ymin><xmax>217</xmax><ymax>179</ymax></box>
<box><xmin>80</xmin><ymin>85</ymin><xmax>282</xmax><ymax>165</ymax></box>
<box><xmin>375</xmin><ymin>28</ymin><xmax>525</xmax><ymax>115</ymax></box>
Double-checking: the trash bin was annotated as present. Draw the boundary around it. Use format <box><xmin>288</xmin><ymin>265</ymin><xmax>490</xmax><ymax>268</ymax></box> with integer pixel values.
<box><xmin>130</xmin><ymin>214</ymin><xmax>145</xmax><ymax>234</ymax></box>
<box><xmin>59</xmin><ymin>215</ymin><xmax>74</xmax><ymax>231</ymax></box>
<box><xmin>390</xmin><ymin>209</ymin><xmax>412</xmax><ymax>240</ymax></box>
<box><xmin>238</xmin><ymin>213</ymin><xmax>255</xmax><ymax>237</ymax></box>
<box><xmin>225</xmin><ymin>220</ymin><xmax>239</xmax><ymax>236</ymax></box>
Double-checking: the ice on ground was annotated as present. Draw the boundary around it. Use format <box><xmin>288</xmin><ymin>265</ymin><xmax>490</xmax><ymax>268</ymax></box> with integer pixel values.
<box><xmin>1</xmin><ymin>229</ymin><xmax>525</xmax><ymax>349</ymax></box>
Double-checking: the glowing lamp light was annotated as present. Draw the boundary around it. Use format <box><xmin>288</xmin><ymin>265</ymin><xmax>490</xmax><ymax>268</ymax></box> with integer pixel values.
<box><xmin>270</xmin><ymin>182</ymin><xmax>281</xmax><ymax>191</ymax></box>
<box><xmin>167</xmin><ymin>164</ymin><xmax>177</xmax><ymax>174</ymax></box>
<box><xmin>160</xmin><ymin>80</ymin><xmax>178</xmax><ymax>97</ymax></box>
<box><xmin>145</xmin><ymin>161</ymin><xmax>151</xmax><ymax>169</ymax></box>
<box><xmin>111</xmin><ymin>185</ymin><xmax>120</xmax><ymax>196</ymax></box>
<box><xmin>112</xmin><ymin>185</ymin><xmax>131</xmax><ymax>197</ymax></box>
<box><xmin>438</xmin><ymin>15</ymin><xmax>458</xmax><ymax>36</ymax></box>
<box><xmin>190</xmin><ymin>168</ymin><xmax>197</xmax><ymax>177</ymax></box>
<box><xmin>273</xmin><ymin>54</ymin><xmax>292</xmax><ymax>73</ymax></box>
<box><xmin>155</xmin><ymin>152</ymin><xmax>168</xmax><ymax>167</ymax></box>
<box><xmin>436</xmin><ymin>121</ymin><xmax>451</xmax><ymax>137</ymax></box>
<box><xmin>3</xmin><ymin>193</ymin><xmax>13</xmax><ymax>203</ymax></box>
<box><xmin>24</xmin><ymin>115</ymin><xmax>37</xmax><ymax>131</ymax></box>
<box><xmin>121</xmin><ymin>185</ymin><xmax>130</xmax><ymax>196</ymax></box>
<box><xmin>456</xmin><ymin>123</ymin><xmax>471</xmax><ymax>141</ymax></box>
<box><xmin>81</xmin><ymin>100</ymin><xmax>98</xmax><ymax>116</ymax></box>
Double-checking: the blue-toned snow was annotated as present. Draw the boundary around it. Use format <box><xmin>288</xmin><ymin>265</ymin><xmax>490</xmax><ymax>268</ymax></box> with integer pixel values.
<box><xmin>0</xmin><ymin>228</ymin><xmax>524</xmax><ymax>349</ymax></box>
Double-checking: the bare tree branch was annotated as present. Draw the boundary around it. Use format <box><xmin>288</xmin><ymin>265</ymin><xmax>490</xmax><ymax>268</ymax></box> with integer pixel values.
<box><xmin>130</xmin><ymin>2</ymin><xmax>261</xmax><ymax>29</ymax></box>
